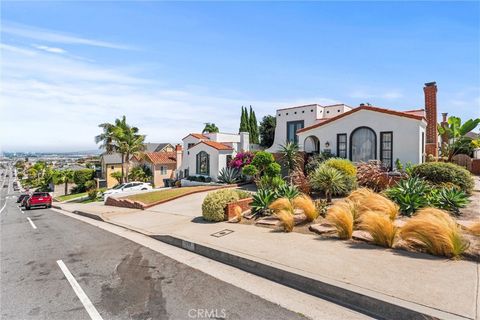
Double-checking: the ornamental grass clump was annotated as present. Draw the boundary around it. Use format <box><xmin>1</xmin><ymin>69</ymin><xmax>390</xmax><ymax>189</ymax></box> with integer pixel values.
<box><xmin>359</xmin><ymin>211</ymin><xmax>398</xmax><ymax>248</ymax></box>
<box><xmin>269</xmin><ymin>197</ymin><xmax>293</xmax><ymax>214</ymax></box>
<box><xmin>468</xmin><ymin>221</ymin><xmax>480</xmax><ymax>236</ymax></box>
<box><xmin>292</xmin><ymin>194</ymin><xmax>318</xmax><ymax>222</ymax></box>
<box><xmin>399</xmin><ymin>208</ymin><xmax>470</xmax><ymax>258</ymax></box>
<box><xmin>347</xmin><ymin>188</ymin><xmax>375</xmax><ymax>204</ymax></box>
<box><xmin>276</xmin><ymin>210</ymin><xmax>295</xmax><ymax>232</ymax></box>
<box><xmin>358</xmin><ymin>193</ymin><xmax>399</xmax><ymax>221</ymax></box>
<box><xmin>326</xmin><ymin>202</ymin><xmax>354</xmax><ymax>239</ymax></box>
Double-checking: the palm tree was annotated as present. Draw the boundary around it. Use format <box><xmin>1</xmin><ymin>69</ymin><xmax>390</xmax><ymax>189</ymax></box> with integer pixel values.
<box><xmin>54</xmin><ymin>169</ymin><xmax>74</xmax><ymax>195</ymax></box>
<box><xmin>113</xmin><ymin>121</ymin><xmax>146</xmax><ymax>183</ymax></box>
<box><xmin>279</xmin><ymin>141</ymin><xmax>300</xmax><ymax>183</ymax></box>
<box><xmin>202</xmin><ymin>123</ymin><xmax>219</xmax><ymax>133</ymax></box>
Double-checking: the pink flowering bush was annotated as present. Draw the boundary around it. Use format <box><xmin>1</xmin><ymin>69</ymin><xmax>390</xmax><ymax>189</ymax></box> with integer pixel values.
<box><xmin>229</xmin><ymin>152</ymin><xmax>254</xmax><ymax>169</ymax></box>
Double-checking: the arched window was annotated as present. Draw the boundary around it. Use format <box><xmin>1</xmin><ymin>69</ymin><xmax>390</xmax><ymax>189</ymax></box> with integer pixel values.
<box><xmin>196</xmin><ymin>151</ymin><xmax>210</xmax><ymax>175</ymax></box>
<box><xmin>350</xmin><ymin>127</ymin><xmax>376</xmax><ymax>162</ymax></box>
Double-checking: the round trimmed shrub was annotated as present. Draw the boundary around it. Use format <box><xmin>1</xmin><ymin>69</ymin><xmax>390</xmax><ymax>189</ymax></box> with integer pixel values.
<box><xmin>323</xmin><ymin>158</ymin><xmax>357</xmax><ymax>176</ymax></box>
<box><xmin>411</xmin><ymin>162</ymin><xmax>474</xmax><ymax>194</ymax></box>
<box><xmin>202</xmin><ymin>189</ymin><xmax>250</xmax><ymax>222</ymax></box>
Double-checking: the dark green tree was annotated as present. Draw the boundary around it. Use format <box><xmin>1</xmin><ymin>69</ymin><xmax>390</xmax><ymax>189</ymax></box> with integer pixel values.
<box><xmin>248</xmin><ymin>106</ymin><xmax>259</xmax><ymax>144</ymax></box>
<box><xmin>239</xmin><ymin>106</ymin><xmax>250</xmax><ymax>133</ymax></box>
<box><xmin>259</xmin><ymin>115</ymin><xmax>276</xmax><ymax>148</ymax></box>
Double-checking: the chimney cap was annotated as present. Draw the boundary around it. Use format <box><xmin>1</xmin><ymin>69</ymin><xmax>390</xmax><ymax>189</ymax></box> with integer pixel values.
<box><xmin>424</xmin><ymin>81</ymin><xmax>437</xmax><ymax>87</ymax></box>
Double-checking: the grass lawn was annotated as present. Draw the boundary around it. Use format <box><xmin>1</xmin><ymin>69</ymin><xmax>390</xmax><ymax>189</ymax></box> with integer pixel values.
<box><xmin>122</xmin><ymin>186</ymin><xmax>220</xmax><ymax>205</ymax></box>
<box><xmin>55</xmin><ymin>192</ymin><xmax>87</xmax><ymax>202</ymax></box>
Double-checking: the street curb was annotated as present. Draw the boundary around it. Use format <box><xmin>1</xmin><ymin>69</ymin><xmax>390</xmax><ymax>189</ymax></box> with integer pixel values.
<box><xmin>53</xmin><ymin>205</ymin><xmax>103</xmax><ymax>221</ymax></box>
<box><xmin>62</xmin><ymin>208</ymin><xmax>471</xmax><ymax>320</ymax></box>
<box><xmin>151</xmin><ymin>235</ymin><xmax>470</xmax><ymax>320</ymax></box>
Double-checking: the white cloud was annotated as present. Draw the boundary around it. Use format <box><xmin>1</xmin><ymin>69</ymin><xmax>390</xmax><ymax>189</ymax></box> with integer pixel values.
<box><xmin>2</xmin><ymin>21</ymin><xmax>133</xmax><ymax>50</ymax></box>
<box><xmin>33</xmin><ymin>44</ymin><xmax>66</xmax><ymax>54</ymax></box>
<box><xmin>0</xmin><ymin>43</ymin><xmax>337</xmax><ymax>152</ymax></box>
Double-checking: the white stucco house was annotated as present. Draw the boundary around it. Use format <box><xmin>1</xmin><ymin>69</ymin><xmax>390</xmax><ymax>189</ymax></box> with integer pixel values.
<box><xmin>179</xmin><ymin>132</ymin><xmax>250</xmax><ymax>181</ymax></box>
<box><xmin>266</xmin><ymin>82</ymin><xmax>440</xmax><ymax>169</ymax></box>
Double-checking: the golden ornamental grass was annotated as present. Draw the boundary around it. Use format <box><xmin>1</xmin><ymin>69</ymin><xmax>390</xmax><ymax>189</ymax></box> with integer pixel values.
<box><xmin>269</xmin><ymin>198</ymin><xmax>293</xmax><ymax>214</ymax></box>
<box><xmin>275</xmin><ymin>209</ymin><xmax>294</xmax><ymax>232</ymax></box>
<box><xmin>326</xmin><ymin>202</ymin><xmax>354</xmax><ymax>239</ymax></box>
<box><xmin>359</xmin><ymin>211</ymin><xmax>398</xmax><ymax>248</ymax></box>
<box><xmin>347</xmin><ymin>188</ymin><xmax>375</xmax><ymax>204</ymax></box>
<box><xmin>399</xmin><ymin>208</ymin><xmax>469</xmax><ymax>258</ymax></box>
<box><xmin>233</xmin><ymin>205</ymin><xmax>243</xmax><ymax>222</ymax></box>
<box><xmin>292</xmin><ymin>194</ymin><xmax>318</xmax><ymax>222</ymax></box>
<box><xmin>468</xmin><ymin>220</ymin><xmax>480</xmax><ymax>236</ymax></box>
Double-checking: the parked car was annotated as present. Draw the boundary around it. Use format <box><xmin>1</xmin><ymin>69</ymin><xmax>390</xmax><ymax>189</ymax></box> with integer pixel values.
<box><xmin>17</xmin><ymin>193</ymin><xmax>30</xmax><ymax>203</ymax></box>
<box><xmin>102</xmin><ymin>182</ymin><xmax>152</xmax><ymax>199</ymax></box>
<box><xmin>25</xmin><ymin>192</ymin><xmax>52</xmax><ymax>210</ymax></box>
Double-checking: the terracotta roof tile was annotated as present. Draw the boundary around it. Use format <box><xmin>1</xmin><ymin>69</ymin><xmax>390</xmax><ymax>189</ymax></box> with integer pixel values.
<box><xmin>297</xmin><ymin>105</ymin><xmax>425</xmax><ymax>134</ymax></box>
<box><xmin>182</xmin><ymin>133</ymin><xmax>209</xmax><ymax>140</ymax></box>
<box><xmin>143</xmin><ymin>152</ymin><xmax>177</xmax><ymax>164</ymax></box>
<box><xmin>193</xmin><ymin>140</ymin><xmax>233</xmax><ymax>151</ymax></box>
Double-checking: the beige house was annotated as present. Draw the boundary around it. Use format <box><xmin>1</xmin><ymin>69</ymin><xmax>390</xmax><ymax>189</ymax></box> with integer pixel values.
<box><xmin>99</xmin><ymin>153</ymin><xmax>123</xmax><ymax>188</ymax></box>
<box><xmin>132</xmin><ymin>145</ymin><xmax>183</xmax><ymax>187</ymax></box>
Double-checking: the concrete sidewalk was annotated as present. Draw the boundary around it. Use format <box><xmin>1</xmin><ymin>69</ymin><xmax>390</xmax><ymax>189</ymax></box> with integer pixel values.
<box><xmin>56</xmin><ymin>201</ymin><xmax>479</xmax><ymax>320</ymax></box>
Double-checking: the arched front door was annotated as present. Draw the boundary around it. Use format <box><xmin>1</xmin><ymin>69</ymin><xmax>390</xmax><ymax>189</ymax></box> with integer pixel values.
<box><xmin>350</xmin><ymin>127</ymin><xmax>376</xmax><ymax>162</ymax></box>
<box><xmin>303</xmin><ymin>136</ymin><xmax>320</xmax><ymax>154</ymax></box>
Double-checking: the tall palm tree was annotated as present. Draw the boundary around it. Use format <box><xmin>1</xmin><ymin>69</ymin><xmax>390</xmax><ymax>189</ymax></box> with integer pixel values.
<box><xmin>54</xmin><ymin>169</ymin><xmax>74</xmax><ymax>195</ymax></box>
<box><xmin>113</xmin><ymin>120</ymin><xmax>146</xmax><ymax>183</ymax></box>
<box><xmin>279</xmin><ymin>141</ymin><xmax>300</xmax><ymax>183</ymax></box>
<box><xmin>202</xmin><ymin>123</ymin><xmax>219</xmax><ymax>133</ymax></box>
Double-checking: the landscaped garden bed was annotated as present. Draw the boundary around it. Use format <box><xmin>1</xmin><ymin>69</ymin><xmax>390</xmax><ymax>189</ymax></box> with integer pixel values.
<box><xmin>201</xmin><ymin>148</ymin><xmax>480</xmax><ymax>260</ymax></box>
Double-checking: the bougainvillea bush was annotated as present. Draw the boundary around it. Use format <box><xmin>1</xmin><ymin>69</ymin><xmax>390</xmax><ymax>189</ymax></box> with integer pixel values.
<box><xmin>229</xmin><ymin>152</ymin><xmax>254</xmax><ymax>169</ymax></box>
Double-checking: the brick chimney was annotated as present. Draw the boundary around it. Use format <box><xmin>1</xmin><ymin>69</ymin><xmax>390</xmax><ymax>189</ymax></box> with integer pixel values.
<box><xmin>424</xmin><ymin>82</ymin><xmax>438</xmax><ymax>157</ymax></box>
<box><xmin>175</xmin><ymin>144</ymin><xmax>183</xmax><ymax>170</ymax></box>
<box><xmin>440</xmin><ymin>112</ymin><xmax>449</xmax><ymax>155</ymax></box>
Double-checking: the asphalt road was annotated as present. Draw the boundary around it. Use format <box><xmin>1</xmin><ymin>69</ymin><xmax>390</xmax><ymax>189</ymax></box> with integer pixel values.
<box><xmin>0</xmin><ymin>165</ymin><xmax>306</xmax><ymax>320</ymax></box>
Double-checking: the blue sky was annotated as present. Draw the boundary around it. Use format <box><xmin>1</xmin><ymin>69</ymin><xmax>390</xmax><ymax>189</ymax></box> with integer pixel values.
<box><xmin>1</xmin><ymin>1</ymin><xmax>479</xmax><ymax>152</ymax></box>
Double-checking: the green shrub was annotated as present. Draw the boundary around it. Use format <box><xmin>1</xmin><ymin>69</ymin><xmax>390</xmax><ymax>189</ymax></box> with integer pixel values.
<box><xmin>73</xmin><ymin>169</ymin><xmax>94</xmax><ymax>191</ymax></box>
<box><xmin>242</xmin><ymin>151</ymin><xmax>280</xmax><ymax>179</ymax></box>
<box><xmin>309</xmin><ymin>165</ymin><xmax>349</xmax><ymax>202</ymax></box>
<box><xmin>385</xmin><ymin>177</ymin><xmax>430</xmax><ymax>216</ymax></box>
<box><xmin>256</xmin><ymin>175</ymin><xmax>286</xmax><ymax>190</ymax></box>
<box><xmin>323</xmin><ymin>158</ymin><xmax>356</xmax><ymax>177</ymax></box>
<box><xmin>274</xmin><ymin>184</ymin><xmax>300</xmax><ymax>200</ymax></box>
<box><xmin>202</xmin><ymin>189</ymin><xmax>247</xmax><ymax>222</ymax></box>
<box><xmin>412</xmin><ymin>162</ymin><xmax>474</xmax><ymax>194</ymax></box>
<box><xmin>429</xmin><ymin>188</ymin><xmax>470</xmax><ymax>216</ymax></box>
<box><xmin>87</xmin><ymin>189</ymin><xmax>98</xmax><ymax>200</ymax></box>
<box><xmin>251</xmin><ymin>188</ymin><xmax>277</xmax><ymax>216</ymax></box>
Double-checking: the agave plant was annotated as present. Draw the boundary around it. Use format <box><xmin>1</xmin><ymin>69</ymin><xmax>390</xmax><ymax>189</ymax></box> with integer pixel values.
<box><xmin>274</xmin><ymin>184</ymin><xmax>300</xmax><ymax>200</ymax></box>
<box><xmin>429</xmin><ymin>188</ymin><xmax>470</xmax><ymax>216</ymax></box>
<box><xmin>251</xmin><ymin>188</ymin><xmax>277</xmax><ymax>216</ymax></box>
<box><xmin>385</xmin><ymin>177</ymin><xmax>431</xmax><ymax>216</ymax></box>
<box><xmin>218</xmin><ymin>167</ymin><xmax>241</xmax><ymax>184</ymax></box>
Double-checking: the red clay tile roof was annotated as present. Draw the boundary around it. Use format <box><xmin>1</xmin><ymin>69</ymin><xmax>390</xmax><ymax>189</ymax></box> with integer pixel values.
<box><xmin>297</xmin><ymin>105</ymin><xmax>426</xmax><ymax>134</ymax></box>
<box><xmin>182</xmin><ymin>133</ymin><xmax>209</xmax><ymax>140</ymax></box>
<box><xmin>193</xmin><ymin>140</ymin><xmax>233</xmax><ymax>151</ymax></box>
<box><xmin>143</xmin><ymin>152</ymin><xmax>177</xmax><ymax>164</ymax></box>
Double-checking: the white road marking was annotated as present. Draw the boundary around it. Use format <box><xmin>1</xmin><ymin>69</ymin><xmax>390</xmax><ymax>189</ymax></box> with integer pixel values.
<box><xmin>56</xmin><ymin>260</ymin><xmax>103</xmax><ymax>320</ymax></box>
<box><xmin>26</xmin><ymin>217</ymin><xmax>37</xmax><ymax>229</ymax></box>
<box><xmin>0</xmin><ymin>201</ymin><xmax>6</xmax><ymax>214</ymax></box>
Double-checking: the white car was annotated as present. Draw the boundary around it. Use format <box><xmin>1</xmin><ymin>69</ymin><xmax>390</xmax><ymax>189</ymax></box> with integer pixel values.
<box><xmin>103</xmin><ymin>182</ymin><xmax>152</xmax><ymax>199</ymax></box>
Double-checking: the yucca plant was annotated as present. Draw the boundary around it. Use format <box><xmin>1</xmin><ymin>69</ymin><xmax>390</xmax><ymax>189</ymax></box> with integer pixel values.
<box><xmin>359</xmin><ymin>211</ymin><xmax>398</xmax><ymax>248</ymax></box>
<box><xmin>326</xmin><ymin>202</ymin><xmax>354</xmax><ymax>239</ymax></box>
<box><xmin>251</xmin><ymin>188</ymin><xmax>276</xmax><ymax>216</ymax></box>
<box><xmin>218</xmin><ymin>167</ymin><xmax>241</xmax><ymax>184</ymax></box>
<box><xmin>309</xmin><ymin>165</ymin><xmax>349</xmax><ymax>202</ymax></box>
<box><xmin>292</xmin><ymin>194</ymin><xmax>318</xmax><ymax>222</ymax></box>
<box><xmin>399</xmin><ymin>208</ymin><xmax>470</xmax><ymax>258</ymax></box>
<box><xmin>429</xmin><ymin>188</ymin><xmax>470</xmax><ymax>216</ymax></box>
<box><xmin>275</xmin><ymin>184</ymin><xmax>300</xmax><ymax>200</ymax></box>
<box><xmin>275</xmin><ymin>209</ymin><xmax>295</xmax><ymax>232</ymax></box>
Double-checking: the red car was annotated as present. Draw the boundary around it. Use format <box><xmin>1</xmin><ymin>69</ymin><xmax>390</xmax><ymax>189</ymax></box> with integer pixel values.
<box><xmin>25</xmin><ymin>192</ymin><xmax>52</xmax><ymax>210</ymax></box>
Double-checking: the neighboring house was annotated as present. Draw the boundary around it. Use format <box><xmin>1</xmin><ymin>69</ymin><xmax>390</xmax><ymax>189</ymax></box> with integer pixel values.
<box><xmin>267</xmin><ymin>82</ymin><xmax>439</xmax><ymax>169</ymax></box>
<box><xmin>99</xmin><ymin>153</ymin><xmax>123</xmax><ymax>188</ymax></box>
<box><xmin>132</xmin><ymin>145</ymin><xmax>183</xmax><ymax>187</ymax></box>
<box><xmin>179</xmin><ymin>132</ymin><xmax>249</xmax><ymax>181</ymax></box>
<box><xmin>144</xmin><ymin>143</ymin><xmax>175</xmax><ymax>153</ymax></box>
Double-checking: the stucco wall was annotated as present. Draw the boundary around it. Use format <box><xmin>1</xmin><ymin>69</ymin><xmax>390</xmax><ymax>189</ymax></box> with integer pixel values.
<box><xmin>297</xmin><ymin>109</ymin><xmax>427</xmax><ymax>165</ymax></box>
<box><xmin>266</xmin><ymin>105</ymin><xmax>323</xmax><ymax>153</ymax></box>
<box><xmin>106</xmin><ymin>164</ymin><xmax>123</xmax><ymax>188</ymax></box>
<box><xmin>184</xmin><ymin>144</ymin><xmax>235</xmax><ymax>181</ymax></box>
<box><xmin>153</xmin><ymin>163</ymin><xmax>176</xmax><ymax>187</ymax></box>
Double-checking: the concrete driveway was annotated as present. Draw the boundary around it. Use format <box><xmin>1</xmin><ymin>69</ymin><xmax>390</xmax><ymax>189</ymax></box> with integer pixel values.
<box><xmin>147</xmin><ymin>184</ymin><xmax>256</xmax><ymax>218</ymax></box>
